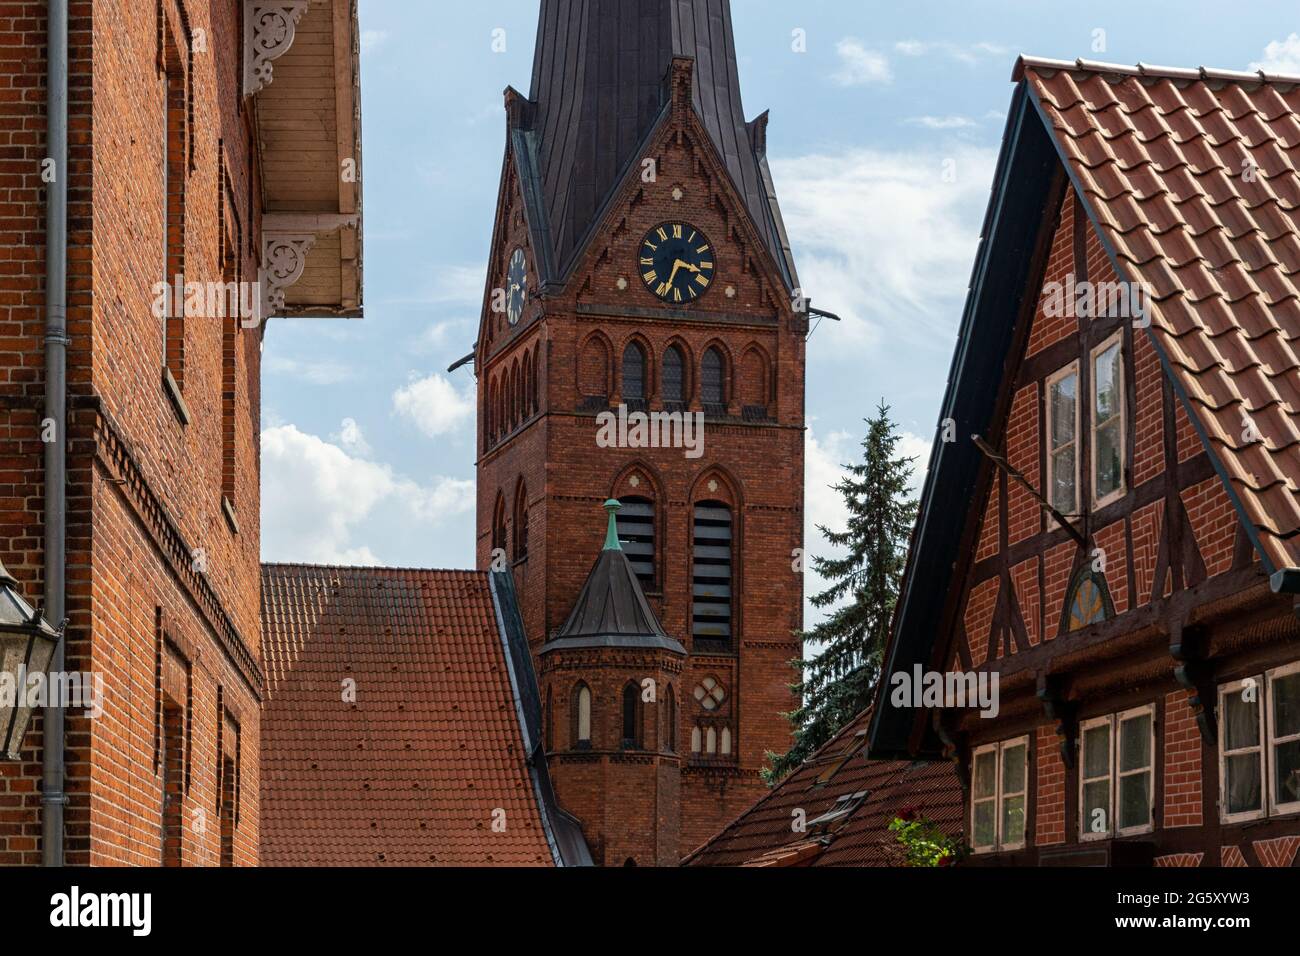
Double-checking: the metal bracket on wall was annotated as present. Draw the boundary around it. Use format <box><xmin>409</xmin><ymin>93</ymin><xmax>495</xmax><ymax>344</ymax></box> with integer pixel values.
<box><xmin>1036</xmin><ymin>672</ymin><xmax>1077</xmax><ymax>770</ymax></box>
<box><xmin>1169</xmin><ymin>617</ymin><xmax>1217</xmax><ymax>746</ymax></box>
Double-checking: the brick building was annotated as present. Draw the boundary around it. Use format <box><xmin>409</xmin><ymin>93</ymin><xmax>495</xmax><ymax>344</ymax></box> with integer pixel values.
<box><xmin>473</xmin><ymin>0</ymin><xmax>807</xmax><ymax>864</ymax></box>
<box><xmin>259</xmin><ymin>0</ymin><xmax>807</xmax><ymax>868</ymax></box>
<box><xmin>869</xmin><ymin>57</ymin><xmax>1300</xmax><ymax>867</ymax></box>
<box><xmin>0</xmin><ymin>0</ymin><xmax>362</xmax><ymax>866</ymax></box>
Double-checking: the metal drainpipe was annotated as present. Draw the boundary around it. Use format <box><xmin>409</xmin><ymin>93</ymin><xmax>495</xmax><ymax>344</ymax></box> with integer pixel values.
<box><xmin>41</xmin><ymin>0</ymin><xmax>69</xmax><ymax>868</ymax></box>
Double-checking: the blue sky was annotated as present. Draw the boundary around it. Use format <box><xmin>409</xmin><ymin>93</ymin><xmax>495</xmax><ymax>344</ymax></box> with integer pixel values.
<box><xmin>260</xmin><ymin>0</ymin><xmax>1300</xmax><ymax>620</ymax></box>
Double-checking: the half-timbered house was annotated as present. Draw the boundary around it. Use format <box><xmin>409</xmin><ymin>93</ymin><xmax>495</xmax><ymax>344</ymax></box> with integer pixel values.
<box><xmin>869</xmin><ymin>57</ymin><xmax>1300</xmax><ymax>867</ymax></box>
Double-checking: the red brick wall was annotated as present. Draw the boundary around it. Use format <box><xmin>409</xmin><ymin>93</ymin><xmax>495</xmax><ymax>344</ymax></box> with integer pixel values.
<box><xmin>0</xmin><ymin>0</ymin><xmax>262</xmax><ymax>866</ymax></box>
<box><xmin>478</xmin><ymin>104</ymin><xmax>802</xmax><ymax>860</ymax></box>
<box><xmin>1163</xmin><ymin>691</ymin><xmax>1203</xmax><ymax>828</ymax></box>
<box><xmin>1181</xmin><ymin>477</ymin><xmax>1238</xmax><ymax>579</ymax></box>
<box><xmin>1035</xmin><ymin>726</ymin><xmax>1065</xmax><ymax>846</ymax></box>
<box><xmin>1025</xmin><ymin>192</ymin><xmax>1077</xmax><ymax>357</ymax></box>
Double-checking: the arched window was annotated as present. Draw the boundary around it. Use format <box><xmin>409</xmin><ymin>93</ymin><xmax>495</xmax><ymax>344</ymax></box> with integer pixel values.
<box><xmin>486</xmin><ymin>381</ymin><xmax>496</xmax><ymax>446</ymax></box>
<box><xmin>513</xmin><ymin>482</ymin><xmax>529</xmax><ymax>561</ymax></box>
<box><xmin>663</xmin><ymin>345</ymin><xmax>685</xmax><ymax>408</ymax></box>
<box><xmin>691</xmin><ymin>726</ymin><xmax>702</xmax><ymax>754</ymax></box>
<box><xmin>572</xmin><ymin>683</ymin><xmax>592</xmax><ymax>749</ymax></box>
<box><xmin>491</xmin><ymin>494</ymin><xmax>508</xmax><ymax>558</ymax></box>
<box><xmin>618</xmin><ymin>496</ymin><xmax>656</xmax><ymax>591</ymax></box>
<box><xmin>692</xmin><ymin>501</ymin><xmax>734</xmax><ymax>646</ymax></box>
<box><xmin>702</xmin><ymin>347</ymin><xmax>726</xmax><ymax>409</ymax></box>
<box><xmin>526</xmin><ymin>350</ymin><xmax>537</xmax><ymax>416</ymax></box>
<box><xmin>720</xmin><ymin>726</ymin><xmax>732</xmax><ymax>755</ymax></box>
<box><xmin>706</xmin><ymin>726</ymin><xmax>717</xmax><ymax>754</ymax></box>
<box><xmin>579</xmin><ymin>335</ymin><xmax>610</xmax><ymax>406</ymax></box>
<box><xmin>622</xmin><ymin>683</ymin><xmax>640</xmax><ymax>748</ymax></box>
<box><xmin>510</xmin><ymin>361</ymin><xmax>521</xmax><ymax>429</ymax></box>
<box><xmin>1064</xmin><ymin>568</ymin><xmax>1112</xmax><ymax>633</ymax></box>
<box><xmin>622</xmin><ymin>342</ymin><xmax>647</xmax><ymax>408</ymax></box>
<box><xmin>521</xmin><ymin>353</ymin><xmax>532</xmax><ymax>419</ymax></box>
<box><xmin>664</xmin><ymin>686</ymin><xmax>677</xmax><ymax>752</ymax></box>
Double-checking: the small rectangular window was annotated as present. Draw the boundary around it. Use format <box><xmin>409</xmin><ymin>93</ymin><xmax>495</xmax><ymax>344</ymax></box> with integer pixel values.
<box><xmin>971</xmin><ymin>736</ymin><xmax>1028</xmax><ymax>852</ymax></box>
<box><xmin>1091</xmin><ymin>336</ymin><xmax>1125</xmax><ymax>506</ymax></box>
<box><xmin>1269</xmin><ymin>666</ymin><xmax>1300</xmax><ymax>814</ymax></box>
<box><xmin>1080</xmin><ymin>706</ymin><xmax>1155</xmax><ymax>839</ymax></box>
<box><xmin>1220</xmin><ymin>677</ymin><xmax>1265</xmax><ymax>822</ymax></box>
<box><xmin>1046</xmin><ymin>363</ymin><xmax>1079</xmax><ymax>517</ymax></box>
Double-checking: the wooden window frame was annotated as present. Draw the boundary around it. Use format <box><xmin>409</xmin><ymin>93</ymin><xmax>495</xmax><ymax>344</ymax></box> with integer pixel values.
<box><xmin>1115</xmin><ymin>705</ymin><xmax>1155</xmax><ymax>837</ymax></box>
<box><xmin>1089</xmin><ymin>333</ymin><xmax>1126</xmax><ymax>509</ymax></box>
<box><xmin>1219</xmin><ymin>676</ymin><xmax>1267</xmax><ymax>824</ymax></box>
<box><xmin>1045</xmin><ymin>361</ymin><xmax>1080</xmax><ymax>519</ymax></box>
<box><xmin>1078</xmin><ymin>714</ymin><xmax>1115</xmax><ymax>842</ymax></box>
<box><xmin>970</xmin><ymin>735</ymin><xmax>1029</xmax><ymax>853</ymax></box>
<box><xmin>1078</xmin><ymin>706</ymin><xmax>1156</xmax><ymax>840</ymax></box>
<box><xmin>1267</xmin><ymin>662</ymin><xmax>1300</xmax><ymax>817</ymax></box>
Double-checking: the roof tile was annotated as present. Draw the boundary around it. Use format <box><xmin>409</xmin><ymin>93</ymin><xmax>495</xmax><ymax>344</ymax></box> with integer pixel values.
<box><xmin>259</xmin><ymin>564</ymin><xmax>556</xmax><ymax>867</ymax></box>
<box><xmin>1023</xmin><ymin>60</ymin><xmax>1300</xmax><ymax>570</ymax></box>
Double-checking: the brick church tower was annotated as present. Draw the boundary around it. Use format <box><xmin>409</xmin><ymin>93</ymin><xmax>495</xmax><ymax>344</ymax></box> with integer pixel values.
<box><xmin>475</xmin><ymin>0</ymin><xmax>806</xmax><ymax>863</ymax></box>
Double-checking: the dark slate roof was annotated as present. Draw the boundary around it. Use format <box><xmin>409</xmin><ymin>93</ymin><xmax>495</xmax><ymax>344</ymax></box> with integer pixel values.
<box><xmin>683</xmin><ymin>710</ymin><xmax>964</xmax><ymax>867</ymax></box>
<box><xmin>542</xmin><ymin>502</ymin><xmax>685</xmax><ymax>655</ymax></box>
<box><xmin>260</xmin><ymin>564</ymin><xmax>590</xmax><ymax>866</ymax></box>
<box><xmin>521</xmin><ymin>0</ymin><xmax>798</xmax><ymax>289</ymax></box>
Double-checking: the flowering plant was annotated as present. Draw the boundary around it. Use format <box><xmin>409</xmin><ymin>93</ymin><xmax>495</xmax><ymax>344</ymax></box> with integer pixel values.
<box><xmin>888</xmin><ymin>810</ymin><xmax>968</xmax><ymax>867</ymax></box>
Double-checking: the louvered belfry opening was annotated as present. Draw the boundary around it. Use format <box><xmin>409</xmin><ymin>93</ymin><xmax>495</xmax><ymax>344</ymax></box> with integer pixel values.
<box><xmin>618</xmin><ymin>497</ymin><xmax>656</xmax><ymax>591</ymax></box>
<box><xmin>692</xmin><ymin>502</ymin><xmax>733</xmax><ymax>646</ymax></box>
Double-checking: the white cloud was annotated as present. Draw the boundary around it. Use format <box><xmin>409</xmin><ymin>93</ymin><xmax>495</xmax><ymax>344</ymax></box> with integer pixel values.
<box><xmin>906</xmin><ymin>115</ymin><xmax>977</xmax><ymax>130</ymax></box>
<box><xmin>332</xmin><ymin>417</ymin><xmax>371</xmax><ymax>456</ymax></box>
<box><xmin>264</xmin><ymin>355</ymin><xmax>355</xmax><ymax>386</ymax></box>
<box><xmin>832</xmin><ymin>38</ymin><xmax>892</xmax><ymax>86</ymax></box>
<box><xmin>771</xmin><ymin>145</ymin><xmax>997</xmax><ymax>350</ymax></box>
<box><xmin>261</xmin><ymin>423</ymin><xmax>473</xmax><ymax>565</ymax></box>
<box><xmin>392</xmin><ymin>373</ymin><xmax>476</xmax><ymax>438</ymax></box>
<box><xmin>1253</xmin><ymin>34</ymin><xmax>1300</xmax><ymax>74</ymax></box>
<box><xmin>894</xmin><ymin>39</ymin><xmax>1010</xmax><ymax>65</ymax></box>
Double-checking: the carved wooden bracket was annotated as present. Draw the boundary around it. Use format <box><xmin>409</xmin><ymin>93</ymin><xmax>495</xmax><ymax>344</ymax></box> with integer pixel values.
<box><xmin>261</xmin><ymin>213</ymin><xmax>360</xmax><ymax>318</ymax></box>
<box><xmin>1036</xmin><ymin>673</ymin><xmax>1077</xmax><ymax>769</ymax></box>
<box><xmin>243</xmin><ymin>1</ymin><xmax>310</xmax><ymax>97</ymax></box>
<box><xmin>261</xmin><ymin>234</ymin><xmax>317</xmax><ymax>317</ymax></box>
<box><xmin>1169</xmin><ymin>618</ymin><xmax>1217</xmax><ymax>746</ymax></box>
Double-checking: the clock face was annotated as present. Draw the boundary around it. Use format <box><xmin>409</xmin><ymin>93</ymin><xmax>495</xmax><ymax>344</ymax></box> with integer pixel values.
<box><xmin>506</xmin><ymin>248</ymin><xmax>528</xmax><ymax>325</ymax></box>
<box><xmin>639</xmin><ymin>222</ymin><xmax>715</xmax><ymax>304</ymax></box>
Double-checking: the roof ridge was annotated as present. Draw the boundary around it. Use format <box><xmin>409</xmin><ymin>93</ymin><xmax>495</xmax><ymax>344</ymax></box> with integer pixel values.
<box><xmin>261</xmin><ymin>562</ymin><xmax>486</xmax><ymax>576</ymax></box>
<box><xmin>1014</xmin><ymin>54</ymin><xmax>1300</xmax><ymax>86</ymax></box>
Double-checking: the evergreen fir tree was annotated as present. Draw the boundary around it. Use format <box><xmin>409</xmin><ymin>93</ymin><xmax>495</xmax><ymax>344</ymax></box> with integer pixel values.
<box><xmin>764</xmin><ymin>401</ymin><xmax>918</xmax><ymax>783</ymax></box>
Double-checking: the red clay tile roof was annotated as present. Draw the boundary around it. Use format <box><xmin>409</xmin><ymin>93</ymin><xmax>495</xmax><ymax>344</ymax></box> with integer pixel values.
<box><xmin>1019</xmin><ymin>57</ymin><xmax>1300</xmax><ymax>574</ymax></box>
<box><xmin>260</xmin><ymin>564</ymin><xmax>557</xmax><ymax>866</ymax></box>
<box><xmin>683</xmin><ymin>710</ymin><xmax>963</xmax><ymax>867</ymax></box>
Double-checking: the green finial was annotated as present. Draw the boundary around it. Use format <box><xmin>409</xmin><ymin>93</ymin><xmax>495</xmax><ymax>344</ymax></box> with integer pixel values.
<box><xmin>603</xmin><ymin>499</ymin><xmax>623</xmax><ymax>551</ymax></box>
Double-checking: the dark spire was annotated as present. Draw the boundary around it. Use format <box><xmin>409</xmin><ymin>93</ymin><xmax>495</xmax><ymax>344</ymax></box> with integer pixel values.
<box><xmin>521</xmin><ymin>0</ymin><xmax>798</xmax><ymax>289</ymax></box>
<box><xmin>542</xmin><ymin>500</ymin><xmax>684</xmax><ymax>655</ymax></box>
